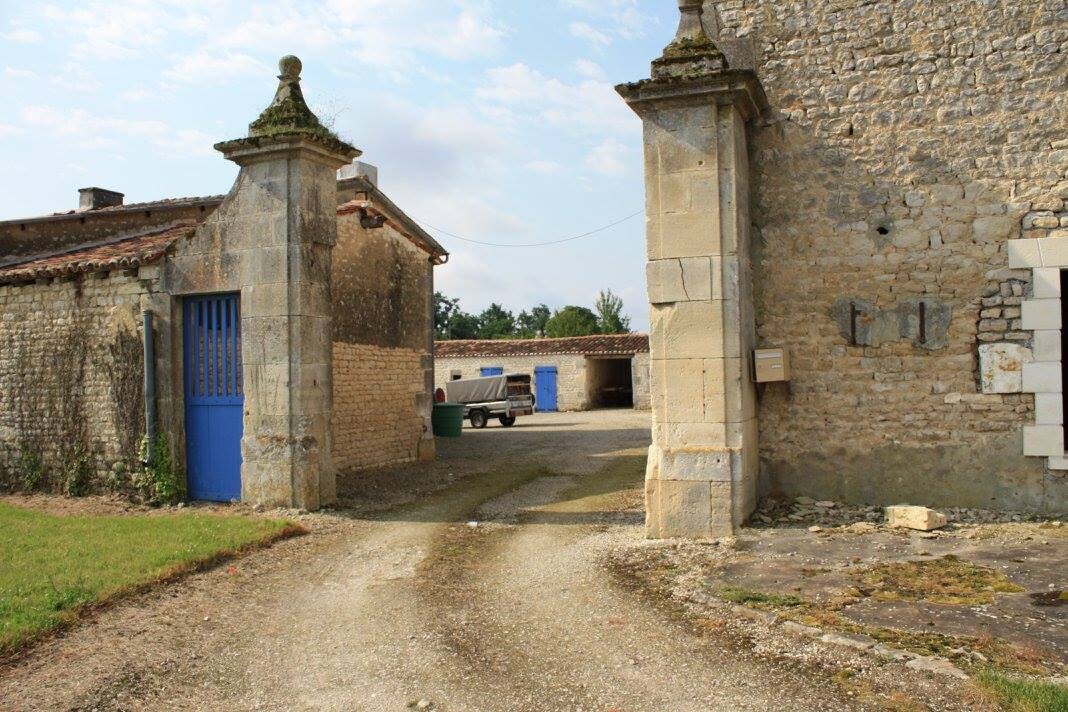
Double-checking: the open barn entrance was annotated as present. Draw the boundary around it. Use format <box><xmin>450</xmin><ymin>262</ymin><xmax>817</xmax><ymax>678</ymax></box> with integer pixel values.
<box><xmin>586</xmin><ymin>357</ymin><xmax>634</xmax><ymax>409</ymax></box>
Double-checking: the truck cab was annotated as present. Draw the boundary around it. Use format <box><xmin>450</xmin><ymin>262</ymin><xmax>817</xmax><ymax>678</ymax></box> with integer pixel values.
<box><xmin>444</xmin><ymin>373</ymin><xmax>535</xmax><ymax>428</ymax></box>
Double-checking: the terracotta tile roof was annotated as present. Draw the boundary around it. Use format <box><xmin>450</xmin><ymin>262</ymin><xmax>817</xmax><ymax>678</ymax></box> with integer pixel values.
<box><xmin>90</xmin><ymin>195</ymin><xmax>225</xmax><ymax>213</ymax></box>
<box><xmin>1</xmin><ymin>195</ymin><xmax>226</xmax><ymax>227</ymax></box>
<box><xmin>0</xmin><ymin>222</ymin><xmax>196</xmax><ymax>285</ymax></box>
<box><xmin>435</xmin><ymin>333</ymin><xmax>650</xmax><ymax>358</ymax></box>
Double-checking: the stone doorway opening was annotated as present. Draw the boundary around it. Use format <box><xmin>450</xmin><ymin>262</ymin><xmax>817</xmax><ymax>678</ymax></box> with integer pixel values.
<box><xmin>586</xmin><ymin>357</ymin><xmax>634</xmax><ymax>409</ymax></box>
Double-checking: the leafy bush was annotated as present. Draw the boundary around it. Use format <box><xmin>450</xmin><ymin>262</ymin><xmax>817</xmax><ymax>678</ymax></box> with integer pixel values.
<box><xmin>137</xmin><ymin>434</ymin><xmax>183</xmax><ymax>506</ymax></box>
<box><xmin>62</xmin><ymin>453</ymin><xmax>92</xmax><ymax>497</ymax></box>
<box><xmin>18</xmin><ymin>449</ymin><xmax>44</xmax><ymax>491</ymax></box>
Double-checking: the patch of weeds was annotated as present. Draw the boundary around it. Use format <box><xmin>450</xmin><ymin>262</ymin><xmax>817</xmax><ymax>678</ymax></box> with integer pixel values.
<box><xmin>717</xmin><ymin>586</ymin><xmax>807</xmax><ymax>608</ymax></box>
<box><xmin>18</xmin><ymin>449</ymin><xmax>44</xmax><ymax>491</ymax></box>
<box><xmin>831</xmin><ymin>669</ymin><xmax>928</xmax><ymax>712</ymax></box>
<box><xmin>105</xmin><ymin>462</ymin><xmax>127</xmax><ymax>493</ymax></box>
<box><xmin>62</xmin><ymin>452</ymin><xmax>92</xmax><ymax>497</ymax></box>
<box><xmin>1029</xmin><ymin>590</ymin><xmax>1067</xmax><ymax>607</ymax></box>
<box><xmin>852</xmin><ymin>555</ymin><xmax>1024</xmax><ymax>605</ymax></box>
<box><xmin>781</xmin><ymin>607</ymin><xmax>1059</xmax><ymax>677</ymax></box>
<box><xmin>137</xmin><ymin>434</ymin><xmax>183</xmax><ymax>506</ymax></box>
<box><xmin>801</xmin><ymin>567</ymin><xmax>832</xmax><ymax>578</ymax></box>
<box><xmin>975</xmin><ymin>669</ymin><xmax>1068</xmax><ymax>712</ymax></box>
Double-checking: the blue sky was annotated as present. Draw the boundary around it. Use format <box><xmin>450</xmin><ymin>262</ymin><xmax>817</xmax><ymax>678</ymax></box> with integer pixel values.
<box><xmin>0</xmin><ymin>0</ymin><xmax>679</xmax><ymax>332</ymax></box>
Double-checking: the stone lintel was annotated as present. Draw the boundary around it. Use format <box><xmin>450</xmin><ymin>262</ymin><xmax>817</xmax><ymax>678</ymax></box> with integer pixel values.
<box><xmin>616</xmin><ymin>70</ymin><xmax>769</xmax><ymax>121</ymax></box>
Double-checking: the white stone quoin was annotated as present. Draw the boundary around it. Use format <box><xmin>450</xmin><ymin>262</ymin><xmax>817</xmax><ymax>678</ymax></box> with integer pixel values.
<box><xmin>1009</xmin><ymin>236</ymin><xmax>1068</xmax><ymax>469</ymax></box>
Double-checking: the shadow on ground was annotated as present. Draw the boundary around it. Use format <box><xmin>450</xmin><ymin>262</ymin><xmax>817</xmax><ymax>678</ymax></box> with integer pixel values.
<box><xmin>335</xmin><ymin>411</ymin><xmax>651</xmax><ymax>526</ymax></box>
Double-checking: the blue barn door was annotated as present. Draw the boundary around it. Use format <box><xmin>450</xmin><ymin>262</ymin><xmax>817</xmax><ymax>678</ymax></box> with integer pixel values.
<box><xmin>534</xmin><ymin>366</ymin><xmax>558</xmax><ymax>412</ymax></box>
<box><xmin>184</xmin><ymin>293</ymin><xmax>244</xmax><ymax>502</ymax></box>
<box><xmin>480</xmin><ymin>366</ymin><xmax>504</xmax><ymax>377</ymax></box>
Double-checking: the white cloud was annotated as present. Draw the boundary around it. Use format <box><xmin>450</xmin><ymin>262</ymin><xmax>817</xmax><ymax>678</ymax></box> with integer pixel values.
<box><xmin>215</xmin><ymin>1</ymin><xmax>507</xmax><ymax>76</ymax></box>
<box><xmin>573</xmin><ymin>59</ymin><xmax>606</xmax><ymax>81</ymax></box>
<box><xmin>163</xmin><ymin>52</ymin><xmax>271</xmax><ymax>84</ymax></box>
<box><xmin>477</xmin><ymin>63</ymin><xmax>639</xmax><ymax>139</ymax></box>
<box><xmin>560</xmin><ymin>0</ymin><xmax>654</xmax><ymax>42</ymax></box>
<box><xmin>525</xmin><ymin>159</ymin><xmax>561</xmax><ymax>175</ymax></box>
<box><xmin>0</xmin><ymin>28</ymin><xmax>41</xmax><ymax>43</ymax></box>
<box><xmin>568</xmin><ymin>22</ymin><xmax>611</xmax><ymax>47</ymax></box>
<box><xmin>584</xmin><ymin>138</ymin><xmax>628</xmax><ymax>176</ymax></box>
<box><xmin>0</xmin><ymin>123</ymin><xmax>24</xmax><ymax>138</ymax></box>
<box><xmin>48</xmin><ymin>62</ymin><xmax>101</xmax><ymax>92</ymax></box>
<box><xmin>19</xmin><ymin>104</ymin><xmax>216</xmax><ymax>157</ymax></box>
<box><xmin>39</xmin><ymin>3</ymin><xmax>172</xmax><ymax>60</ymax></box>
<box><xmin>3</xmin><ymin>67</ymin><xmax>37</xmax><ymax>79</ymax></box>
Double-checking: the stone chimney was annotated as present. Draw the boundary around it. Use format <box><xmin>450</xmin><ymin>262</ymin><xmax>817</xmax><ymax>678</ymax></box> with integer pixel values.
<box><xmin>337</xmin><ymin>160</ymin><xmax>378</xmax><ymax>187</ymax></box>
<box><xmin>78</xmin><ymin>187</ymin><xmax>124</xmax><ymax>211</ymax></box>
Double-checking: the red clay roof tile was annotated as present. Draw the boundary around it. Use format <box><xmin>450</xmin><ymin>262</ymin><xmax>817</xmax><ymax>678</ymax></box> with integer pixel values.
<box><xmin>0</xmin><ymin>222</ymin><xmax>196</xmax><ymax>285</ymax></box>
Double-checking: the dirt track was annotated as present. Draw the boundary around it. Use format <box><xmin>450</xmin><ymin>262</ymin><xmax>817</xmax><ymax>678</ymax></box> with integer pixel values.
<box><xmin>2</xmin><ymin>411</ymin><xmax>898</xmax><ymax>711</ymax></box>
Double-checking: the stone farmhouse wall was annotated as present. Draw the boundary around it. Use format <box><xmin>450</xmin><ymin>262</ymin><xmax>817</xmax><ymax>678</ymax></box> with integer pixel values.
<box><xmin>332</xmin><ymin>343</ymin><xmax>426</xmax><ymax>471</ymax></box>
<box><xmin>435</xmin><ymin>354</ymin><xmax>589</xmax><ymax>411</ymax></box>
<box><xmin>434</xmin><ymin>352</ymin><xmax>651</xmax><ymax>412</ymax></box>
<box><xmin>631</xmin><ymin>352</ymin><xmax>651</xmax><ymax>410</ymax></box>
<box><xmin>714</xmin><ymin>0</ymin><xmax>1066</xmax><ymax>509</ymax></box>
<box><xmin>331</xmin><ymin>213</ymin><xmax>435</xmax><ymax>472</ymax></box>
<box><xmin>0</xmin><ymin>272</ymin><xmax>154</xmax><ymax>492</ymax></box>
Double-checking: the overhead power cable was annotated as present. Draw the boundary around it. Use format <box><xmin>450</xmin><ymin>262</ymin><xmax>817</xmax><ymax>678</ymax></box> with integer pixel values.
<box><xmin>413</xmin><ymin>210</ymin><xmax>643</xmax><ymax>248</ymax></box>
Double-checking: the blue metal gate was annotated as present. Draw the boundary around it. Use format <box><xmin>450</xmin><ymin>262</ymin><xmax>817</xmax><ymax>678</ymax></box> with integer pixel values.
<box><xmin>534</xmin><ymin>366</ymin><xmax>558</xmax><ymax>412</ymax></box>
<box><xmin>183</xmin><ymin>293</ymin><xmax>243</xmax><ymax>501</ymax></box>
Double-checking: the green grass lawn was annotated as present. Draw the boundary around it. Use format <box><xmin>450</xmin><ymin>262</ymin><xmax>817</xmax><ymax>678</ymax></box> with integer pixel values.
<box><xmin>976</xmin><ymin>670</ymin><xmax>1068</xmax><ymax>712</ymax></box>
<box><xmin>0</xmin><ymin>502</ymin><xmax>298</xmax><ymax>654</ymax></box>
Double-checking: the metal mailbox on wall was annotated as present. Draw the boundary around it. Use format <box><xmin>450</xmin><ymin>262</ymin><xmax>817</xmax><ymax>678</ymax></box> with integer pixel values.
<box><xmin>754</xmin><ymin>348</ymin><xmax>791</xmax><ymax>383</ymax></box>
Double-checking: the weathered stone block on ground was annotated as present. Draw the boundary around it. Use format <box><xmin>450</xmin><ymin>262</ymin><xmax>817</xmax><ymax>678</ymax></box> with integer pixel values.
<box><xmin>885</xmin><ymin>505</ymin><xmax>947</xmax><ymax>531</ymax></box>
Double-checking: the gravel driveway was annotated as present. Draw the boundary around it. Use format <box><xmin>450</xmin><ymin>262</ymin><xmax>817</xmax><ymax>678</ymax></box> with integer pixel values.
<box><xmin>1</xmin><ymin>410</ymin><xmax>900</xmax><ymax>711</ymax></box>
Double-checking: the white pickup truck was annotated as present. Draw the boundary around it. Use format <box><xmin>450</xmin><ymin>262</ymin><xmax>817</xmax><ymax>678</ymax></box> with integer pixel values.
<box><xmin>444</xmin><ymin>373</ymin><xmax>535</xmax><ymax>428</ymax></box>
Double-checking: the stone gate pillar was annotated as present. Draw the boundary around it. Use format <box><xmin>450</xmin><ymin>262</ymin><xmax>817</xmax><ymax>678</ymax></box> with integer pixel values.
<box><xmin>617</xmin><ymin>1</ymin><xmax>768</xmax><ymax>537</ymax></box>
<box><xmin>214</xmin><ymin>56</ymin><xmax>360</xmax><ymax>510</ymax></box>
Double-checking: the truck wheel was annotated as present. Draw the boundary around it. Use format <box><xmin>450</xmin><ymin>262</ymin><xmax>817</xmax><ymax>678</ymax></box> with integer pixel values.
<box><xmin>499</xmin><ymin>416</ymin><xmax>516</xmax><ymax>427</ymax></box>
<box><xmin>470</xmin><ymin>410</ymin><xmax>489</xmax><ymax>429</ymax></box>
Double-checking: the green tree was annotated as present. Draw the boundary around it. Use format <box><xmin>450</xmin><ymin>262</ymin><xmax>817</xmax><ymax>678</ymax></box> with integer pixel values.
<box><xmin>433</xmin><ymin>291</ymin><xmax>461</xmax><ymax>339</ymax></box>
<box><xmin>447</xmin><ymin>311</ymin><xmax>481</xmax><ymax>340</ymax></box>
<box><xmin>477</xmin><ymin>303</ymin><xmax>516</xmax><ymax>339</ymax></box>
<box><xmin>595</xmin><ymin>289</ymin><xmax>631</xmax><ymax>334</ymax></box>
<box><xmin>515</xmin><ymin>304</ymin><xmax>552</xmax><ymax>338</ymax></box>
<box><xmin>545</xmin><ymin>306</ymin><xmax>600</xmax><ymax>337</ymax></box>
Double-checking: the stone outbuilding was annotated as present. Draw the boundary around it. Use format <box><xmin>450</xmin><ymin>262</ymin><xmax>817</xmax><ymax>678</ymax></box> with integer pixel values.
<box><xmin>620</xmin><ymin>1</ymin><xmax>1067</xmax><ymax>537</ymax></box>
<box><xmin>0</xmin><ymin>56</ymin><xmax>447</xmax><ymax>509</ymax></box>
<box><xmin>434</xmin><ymin>334</ymin><xmax>650</xmax><ymax>412</ymax></box>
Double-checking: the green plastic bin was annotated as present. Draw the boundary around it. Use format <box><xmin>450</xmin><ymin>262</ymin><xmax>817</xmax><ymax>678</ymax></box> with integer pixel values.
<box><xmin>432</xmin><ymin>403</ymin><xmax>465</xmax><ymax>437</ymax></box>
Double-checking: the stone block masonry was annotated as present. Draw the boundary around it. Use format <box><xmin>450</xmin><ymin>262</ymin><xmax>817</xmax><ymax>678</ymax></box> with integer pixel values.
<box><xmin>332</xmin><ymin>343</ymin><xmax>427</xmax><ymax>472</ymax></box>
<box><xmin>0</xmin><ymin>272</ymin><xmax>155</xmax><ymax>492</ymax></box>
<box><xmin>711</xmin><ymin>0</ymin><xmax>1066</xmax><ymax>511</ymax></box>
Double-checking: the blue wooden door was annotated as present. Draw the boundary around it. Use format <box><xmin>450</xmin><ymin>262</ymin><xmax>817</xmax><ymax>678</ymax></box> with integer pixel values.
<box><xmin>534</xmin><ymin>366</ymin><xmax>558</xmax><ymax>412</ymax></box>
<box><xmin>184</xmin><ymin>294</ymin><xmax>243</xmax><ymax>502</ymax></box>
<box><xmin>480</xmin><ymin>366</ymin><xmax>504</xmax><ymax>377</ymax></box>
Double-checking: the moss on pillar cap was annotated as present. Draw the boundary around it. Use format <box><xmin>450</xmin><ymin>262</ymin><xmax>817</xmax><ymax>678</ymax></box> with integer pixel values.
<box><xmin>215</xmin><ymin>55</ymin><xmax>360</xmax><ymax>160</ymax></box>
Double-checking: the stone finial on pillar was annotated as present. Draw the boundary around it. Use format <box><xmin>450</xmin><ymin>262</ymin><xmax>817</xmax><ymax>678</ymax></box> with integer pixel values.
<box><xmin>652</xmin><ymin>0</ymin><xmax>728</xmax><ymax>80</ymax></box>
<box><xmin>216</xmin><ymin>54</ymin><xmax>360</xmax><ymax>164</ymax></box>
<box><xmin>617</xmin><ymin>4</ymin><xmax>769</xmax><ymax>539</ymax></box>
